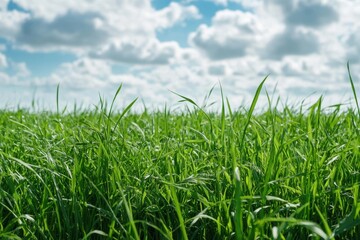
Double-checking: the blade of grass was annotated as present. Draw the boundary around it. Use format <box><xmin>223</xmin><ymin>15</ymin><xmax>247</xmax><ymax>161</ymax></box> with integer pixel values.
<box><xmin>347</xmin><ymin>62</ymin><xmax>360</xmax><ymax>116</ymax></box>
<box><xmin>238</xmin><ymin>75</ymin><xmax>269</xmax><ymax>163</ymax></box>
<box><xmin>234</xmin><ymin>75</ymin><xmax>268</xmax><ymax>240</ymax></box>
<box><xmin>165</xmin><ymin>157</ymin><xmax>189</xmax><ymax>240</ymax></box>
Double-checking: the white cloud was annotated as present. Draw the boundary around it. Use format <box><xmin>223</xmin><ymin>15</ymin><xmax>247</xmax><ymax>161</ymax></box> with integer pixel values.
<box><xmin>16</xmin><ymin>11</ymin><xmax>109</xmax><ymax>53</ymax></box>
<box><xmin>130</xmin><ymin>64</ymin><xmax>219</xmax><ymax>106</ymax></box>
<box><xmin>0</xmin><ymin>10</ymin><xmax>29</xmax><ymax>41</ymax></box>
<box><xmin>284</xmin><ymin>1</ymin><xmax>339</xmax><ymax>28</ymax></box>
<box><xmin>92</xmin><ymin>39</ymin><xmax>180</xmax><ymax>65</ymax></box>
<box><xmin>188</xmin><ymin>0</ymin><xmax>359</xmax><ymax>67</ymax></box>
<box><xmin>10</xmin><ymin>0</ymin><xmax>199</xmax><ymax>43</ymax></box>
<box><xmin>0</xmin><ymin>59</ymin><xmax>31</xmax><ymax>87</ymax></box>
<box><xmin>30</xmin><ymin>57</ymin><xmax>215</xmax><ymax>110</ymax></box>
<box><xmin>41</xmin><ymin>58</ymin><xmax>112</xmax><ymax>89</ymax></box>
<box><xmin>346</xmin><ymin>32</ymin><xmax>360</xmax><ymax>64</ymax></box>
<box><xmin>189</xmin><ymin>10</ymin><xmax>269</xmax><ymax>60</ymax></box>
<box><xmin>263</xmin><ymin>27</ymin><xmax>320</xmax><ymax>60</ymax></box>
<box><xmin>0</xmin><ymin>71</ymin><xmax>10</xmax><ymax>82</ymax></box>
<box><xmin>208</xmin><ymin>64</ymin><xmax>227</xmax><ymax>76</ymax></box>
<box><xmin>156</xmin><ymin>2</ymin><xmax>201</xmax><ymax>29</ymax></box>
<box><xmin>12</xmin><ymin>62</ymin><xmax>30</xmax><ymax>78</ymax></box>
<box><xmin>13</xmin><ymin>0</ymin><xmax>104</xmax><ymax>20</ymax></box>
<box><xmin>4</xmin><ymin>0</ymin><xmax>201</xmax><ymax>70</ymax></box>
<box><xmin>334</xmin><ymin>2</ymin><xmax>360</xmax><ymax>63</ymax></box>
<box><xmin>0</xmin><ymin>52</ymin><xmax>7</xmax><ymax>68</ymax></box>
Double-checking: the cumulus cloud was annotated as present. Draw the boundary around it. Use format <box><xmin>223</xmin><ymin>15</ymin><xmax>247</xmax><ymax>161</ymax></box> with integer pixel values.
<box><xmin>10</xmin><ymin>0</ymin><xmax>200</xmax><ymax>39</ymax></box>
<box><xmin>92</xmin><ymin>39</ymin><xmax>180</xmax><ymax>65</ymax></box>
<box><xmin>285</xmin><ymin>2</ymin><xmax>339</xmax><ymax>28</ymax></box>
<box><xmin>189</xmin><ymin>0</ymin><xmax>343</xmax><ymax>62</ymax></box>
<box><xmin>4</xmin><ymin>0</ymin><xmax>201</xmax><ymax>70</ymax></box>
<box><xmin>0</xmin><ymin>10</ymin><xmax>29</xmax><ymax>40</ymax></box>
<box><xmin>263</xmin><ymin>27</ymin><xmax>319</xmax><ymax>60</ymax></box>
<box><xmin>16</xmin><ymin>11</ymin><xmax>108</xmax><ymax>52</ymax></box>
<box><xmin>0</xmin><ymin>59</ymin><xmax>31</xmax><ymax>87</ymax></box>
<box><xmin>345</xmin><ymin>31</ymin><xmax>360</xmax><ymax>63</ymax></box>
<box><xmin>156</xmin><ymin>2</ymin><xmax>201</xmax><ymax>29</ymax></box>
<box><xmin>43</xmin><ymin>58</ymin><xmax>112</xmax><ymax>89</ymax></box>
<box><xmin>189</xmin><ymin>10</ymin><xmax>266</xmax><ymax>60</ymax></box>
<box><xmin>29</xmin><ymin>57</ymin><xmax>214</xmax><ymax>110</ymax></box>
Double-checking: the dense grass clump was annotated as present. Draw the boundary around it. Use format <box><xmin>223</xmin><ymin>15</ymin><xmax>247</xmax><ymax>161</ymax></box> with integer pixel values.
<box><xmin>0</xmin><ymin>78</ymin><xmax>360</xmax><ymax>239</ymax></box>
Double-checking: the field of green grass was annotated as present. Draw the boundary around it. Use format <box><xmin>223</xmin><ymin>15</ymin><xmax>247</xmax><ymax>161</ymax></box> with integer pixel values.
<box><xmin>1</xmin><ymin>69</ymin><xmax>360</xmax><ymax>239</ymax></box>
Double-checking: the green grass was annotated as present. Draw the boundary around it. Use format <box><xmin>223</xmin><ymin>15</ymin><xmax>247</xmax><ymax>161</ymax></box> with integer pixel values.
<box><xmin>1</xmin><ymin>71</ymin><xmax>360</xmax><ymax>239</ymax></box>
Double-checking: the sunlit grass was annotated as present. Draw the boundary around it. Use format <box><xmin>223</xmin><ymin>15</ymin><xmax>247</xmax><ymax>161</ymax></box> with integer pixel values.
<box><xmin>0</xmin><ymin>66</ymin><xmax>359</xmax><ymax>239</ymax></box>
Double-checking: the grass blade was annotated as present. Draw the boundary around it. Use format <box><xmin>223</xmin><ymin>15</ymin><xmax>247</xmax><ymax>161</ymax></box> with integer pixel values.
<box><xmin>347</xmin><ymin>62</ymin><xmax>360</xmax><ymax>116</ymax></box>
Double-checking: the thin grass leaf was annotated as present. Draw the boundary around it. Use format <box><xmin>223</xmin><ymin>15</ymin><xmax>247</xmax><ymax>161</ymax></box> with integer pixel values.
<box><xmin>171</xmin><ymin>90</ymin><xmax>199</xmax><ymax>108</ymax></box>
<box><xmin>238</xmin><ymin>75</ymin><xmax>269</xmax><ymax>161</ymax></box>
<box><xmin>118</xmin><ymin>186</ymin><xmax>140</xmax><ymax>240</ymax></box>
<box><xmin>108</xmin><ymin>84</ymin><xmax>123</xmax><ymax>118</ymax></box>
<box><xmin>112</xmin><ymin>97</ymin><xmax>138</xmax><ymax>133</ymax></box>
<box><xmin>315</xmin><ymin>205</ymin><xmax>333</xmax><ymax>238</ymax></box>
<box><xmin>347</xmin><ymin>62</ymin><xmax>360</xmax><ymax>116</ymax></box>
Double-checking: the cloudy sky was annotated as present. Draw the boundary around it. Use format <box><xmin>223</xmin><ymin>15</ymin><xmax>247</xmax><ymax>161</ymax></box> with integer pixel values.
<box><xmin>0</xmin><ymin>0</ymin><xmax>359</xmax><ymax>111</ymax></box>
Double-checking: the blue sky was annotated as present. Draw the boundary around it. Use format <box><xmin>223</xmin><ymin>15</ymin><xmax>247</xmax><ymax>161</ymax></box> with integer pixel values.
<box><xmin>0</xmin><ymin>0</ymin><xmax>359</xmax><ymax>111</ymax></box>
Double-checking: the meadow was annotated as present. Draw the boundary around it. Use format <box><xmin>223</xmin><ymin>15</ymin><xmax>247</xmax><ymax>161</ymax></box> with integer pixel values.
<box><xmin>0</xmin><ymin>67</ymin><xmax>360</xmax><ymax>239</ymax></box>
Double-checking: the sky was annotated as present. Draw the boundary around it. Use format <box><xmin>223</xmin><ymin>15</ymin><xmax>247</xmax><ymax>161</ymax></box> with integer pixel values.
<box><xmin>0</xmin><ymin>0</ymin><xmax>359</xmax><ymax>111</ymax></box>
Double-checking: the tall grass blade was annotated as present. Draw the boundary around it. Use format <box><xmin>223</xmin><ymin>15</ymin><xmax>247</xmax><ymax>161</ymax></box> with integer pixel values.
<box><xmin>315</xmin><ymin>205</ymin><xmax>333</xmax><ymax>238</ymax></box>
<box><xmin>108</xmin><ymin>84</ymin><xmax>123</xmax><ymax>118</ymax></box>
<box><xmin>165</xmin><ymin>156</ymin><xmax>188</xmax><ymax>240</ymax></box>
<box><xmin>171</xmin><ymin>90</ymin><xmax>214</xmax><ymax>137</ymax></box>
<box><xmin>238</xmin><ymin>75</ymin><xmax>269</xmax><ymax>160</ymax></box>
<box><xmin>112</xmin><ymin>97</ymin><xmax>138</xmax><ymax>133</ymax></box>
<box><xmin>119</xmin><ymin>186</ymin><xmax>140</xmax><ymax>240</ymax></box>
<box><xmin>347</xmin><ymin>62</ymin><xmax>360</xmax><ymax>116</ymax></box>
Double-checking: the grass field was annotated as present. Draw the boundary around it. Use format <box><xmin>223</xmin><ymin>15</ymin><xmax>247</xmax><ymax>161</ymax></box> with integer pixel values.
<box><xmin>1</xmin><ymin>68</ymin><xmax>360</xmax><ymax>239</ymax></box>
